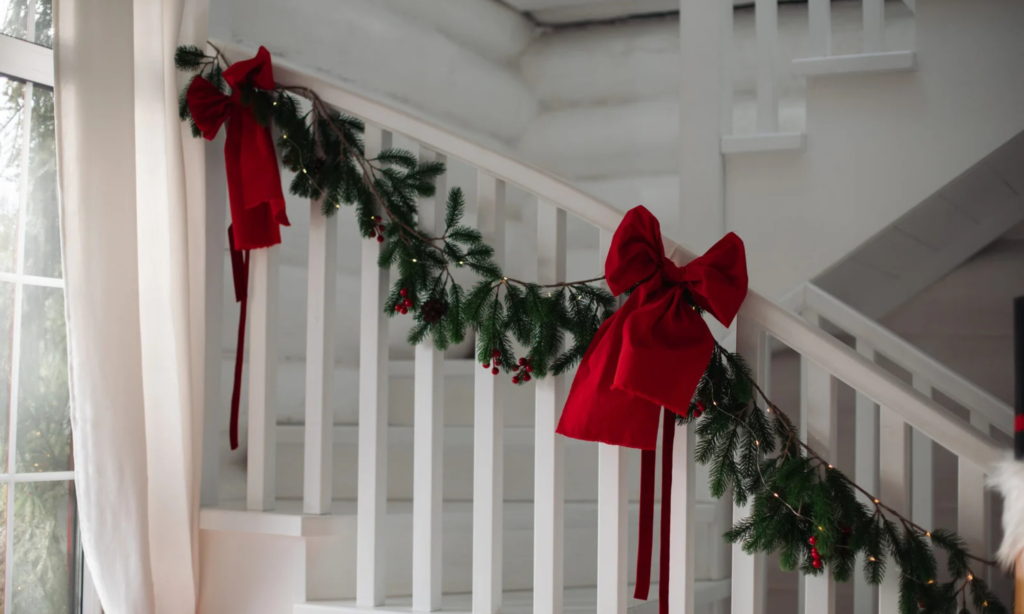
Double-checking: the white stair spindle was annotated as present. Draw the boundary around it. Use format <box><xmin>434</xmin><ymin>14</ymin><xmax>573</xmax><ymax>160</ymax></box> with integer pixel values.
<box><xmin>303</xmin><ymin>197</ymin><xmax>338</xmax><ymax>515</ymax></box>
<box><xmin>958</xmin><ymin>459</ymin><xmax>987</xmax><ymax>583</ymax></box>
<box><xmin>358</xmin><ymin>126</ymin><xmax>392</xmax><ymax>607</ymax></box>
<box><xmin>534</xmin><ymin>201</ymin><xmax>566</xmax><ymax>614</ymax></box>
<box><xmin>669</xmin><ymin>419</ymin><xmax>696</xmax><ymax>614</ymax></box>
<box><xmin>413</xmin><ymin>147</ymin><xmax>447</xmax><ymax>612</ymax></box>
<box><xmin>799</xmin><ymin>323</ymin><xmax>838</xmax><ymax>614</ymax></box>
<box><xmin>201</xmin><ymin>135</ymin><xmax>227</xmax><ymax>507</ymax></box>
<box><xmin>596</xmin><ymin>228</ymin><xmax>628</xmax><ymax>614</ymax></box>
<box><xmin>474</xmin><ymin>172</ymin><xmax>506</xmax><ymax>614</ymax></box>
<box><xmin>755</xmin><ymin>0</ymin><xmax>779</xmax><ymax>133</ymax></box>
<box><xmin>910</xmin><ymin>376</ymin><xmax>934</xmax><ymax>536</ymax></box>
<box><xmin>732</xmin><ymin>315</ymin><xmax>768</xmax><ymax>614</ymax></box>
<box><xmin>720</xmin><ymin>0</ymin><xmax>735</xmax><ymax>137</ymax></box>
<box><xmin>809</xmin><ymin>0</ymin><xmax>832</xmax><ymax>57</ymax></box>
<box><xmin>247</xmin><ymin>245</ymin><xmax>279</xmax><ymax>511</ymax></box>
<box><xmin>878</xmin><ymin>407</ymin><xmax>910</xmax><ymax>614</ymax></box>
<box><xmin>853</xmin><ymin>340</ymin><xmax>879</xmax><ymax>614</ymax></box>
<box><xmin>863</xmin><ymin>0</ymin><xmax>885</xmax><ymax>53</ymax></box>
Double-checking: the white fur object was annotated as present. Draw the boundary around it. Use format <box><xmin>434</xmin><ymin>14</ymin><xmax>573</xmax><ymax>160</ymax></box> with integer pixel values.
<box><xmin>989</xmin><ymin>455</ymin><xmax>1024</xmax><ymax>570</ymax></box>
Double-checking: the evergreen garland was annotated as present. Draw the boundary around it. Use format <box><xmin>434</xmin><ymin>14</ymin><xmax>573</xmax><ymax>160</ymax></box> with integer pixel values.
<box><xmin>175</xmin><ymin>44</ymin><xmax>1006</xmax><ymax>613</ymax></box>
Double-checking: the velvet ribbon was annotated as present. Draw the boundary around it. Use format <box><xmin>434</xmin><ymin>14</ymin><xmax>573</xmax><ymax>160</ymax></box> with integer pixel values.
<box><xmin>556</xmin><ymin>205</ymin><xmax>748</xmax><ymax>611</ymax></box>
<box><xmin>188</xmin><ymin>47</ymin><xmax>290</xmax><ymax>450</ymax></box>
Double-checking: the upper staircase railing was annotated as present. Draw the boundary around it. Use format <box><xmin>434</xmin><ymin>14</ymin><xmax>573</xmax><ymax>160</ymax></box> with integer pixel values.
<box><xmin>201</xmin><ymin>40</ymin><xmax>1006</xmax><ymax>614</ymax></box>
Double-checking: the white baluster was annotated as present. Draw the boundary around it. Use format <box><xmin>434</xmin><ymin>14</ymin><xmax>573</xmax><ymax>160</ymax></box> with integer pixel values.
<box><xmin>247</xmin><ymin>245</ymin><xmax>279</xmax><ymax>511</ymax></box>
<box><xmin>809</xmin><ymin>0</ymin><xmax>832</xmax><ymax>57</ymax></box>
<box><xmin>414</xmin><ymin>147</ymin><xmax>447</xmax><ymax>612</ymax></box>
<box><xmin>201</xmin><ymin>135</ymin><xmax>227</xmax><ymax>507</ymax></box>
<box><xmin>669</xmin><ymin>418</ymin><xmax>696</xmax><ymax>614</ymax></box>
<box><xmin>910</xmin><ymin>376</ymin><xmax>934</xmax><ymax>538</ymax></box>
<box><xmin>358</xmin><ymin>126</ymin><xmax>392</xmax><ymax>607</ymax></box>
<box><xmin>732</xmin><ymin>315</ymin><xmax>768</xmax><ymax>614</ymax></box>
<box><xmin>720</xmin><ymin>0</ymin><xmax>735</xmax><ymax>137</ymax></box>
<box><xmin>755</xmin><ymin>0</ymin><xmax>778</xmax><ymax>133</ymax></box>
<box><xmin>878</xmin><ymin>407</ymin><xmax>910</xmax><ymax>614</ymax></box>
<box><xmin>853</xmin><ymin>340</ymin><xmax>879</xmax><ymax>614</ymax></box>
<box><xmin>863</xmin><ymin>0</ymin><xmax>885</xmax><ymax>53</ymax></box>
<box><xmin>597</xmin><ymin>227</ymin><xmax>628</xmax><ymax>614</ymax></box>
<box><xmin>964</xmin><ymin>410</ymin><xmax>992</xmax><ymax>584</ymax></box>
<box><xmin>534</xmin><ymin>201</ymin><xmax>566</xmax><ymax>614</ymax></box>
<box><xmin>304</xmin><ymin>197</ymin><xmax>338</xmax><ymax>515</ymax></box>
<box><xmin>799</xmin><ymin>317</ymin><xmax>838</xmax><ymax>614</ymax></box>
<box><xmin>474</xmin><ymin>172</ymin><xmax>505</xmax><ymax>614</ymax></box>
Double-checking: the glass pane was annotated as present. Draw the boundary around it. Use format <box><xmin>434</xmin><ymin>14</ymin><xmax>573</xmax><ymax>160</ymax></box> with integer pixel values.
<box><xmin>22</xmin><ymin>85</ymin><xmax>59</xmax><ymax>278</ymax></box>
<box><xmin>1</xmin><ymin>0</ymin><xmax>53</xmax><ymax>48</ymax></box>
<box><xmin>0</xmin><ymin>77</ymin><xmax>25</xmax><ymax>274</ymax></box>
<box><xmin>0</xmin><ymin>282</ymin><xmax>13</xmax><ymax>472</ymax></box>
<box><xmin>16</xmin><ymin>285</ymin><xmax>69</xmax><ymax>473</ymax></box>
<box><xmin>12</xmin><ymin>480</ymin><xmax>70</xmax><ymax>614</ymax></box>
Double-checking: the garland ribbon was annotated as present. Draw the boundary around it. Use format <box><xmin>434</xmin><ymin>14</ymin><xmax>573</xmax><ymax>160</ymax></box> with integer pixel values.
<box><xmin>188</xmin><ymin>46</ymin><xmax>290</xmax><ymax>449</ymax></box>
<box><xmin>557</xmin><ymin>206</ymin><xmax>748</xmax><ymax>612</ymax></box>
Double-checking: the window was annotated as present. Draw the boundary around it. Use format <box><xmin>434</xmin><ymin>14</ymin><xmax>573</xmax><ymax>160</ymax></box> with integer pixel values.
<box><xmin>1</xmin><ymin>1</ymin><xmax>90</xmax><ymax>613</ymax></box>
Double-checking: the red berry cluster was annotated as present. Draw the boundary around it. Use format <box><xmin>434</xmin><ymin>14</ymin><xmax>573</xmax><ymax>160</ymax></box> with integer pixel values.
<box><xmin>690</xmin><ymin>401</ymin><xmax>706</xmax><ymax>419</ymax></box>
<box><xmin>394</xmin><ymin>287</ymin><xmax>412</xmax><ymax>315</ymax></box>
<box><xmin>367</xmin><ymin>215</ymin><xmax>386</xmax><ymax>243</ymax></box>
<box><xmin>511</xmin><ymin>357</ymin><xmax>533</xmax><ymax>384</ymax></box>
<box><xmin>482</xmin><ymin>349</ymin><xmax>501</xmax><ymax>375</ymax></box>
<box><xmin>808</xmin><ymin>536</ymin><xmax>823</xmax><ymax>569</ymax></box>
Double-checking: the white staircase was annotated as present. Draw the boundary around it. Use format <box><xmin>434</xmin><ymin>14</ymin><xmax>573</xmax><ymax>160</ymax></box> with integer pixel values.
<box><xmin>194</xmin><ymin>0</ymin><xmax>1024</xmax><ymax>612</ymax></box>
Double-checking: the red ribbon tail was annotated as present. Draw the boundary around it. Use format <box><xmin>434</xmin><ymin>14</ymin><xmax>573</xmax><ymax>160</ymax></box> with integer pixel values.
<box><xmin>659</xmin><ymin>409</ymin><xmax>675</xmax><ymax>614</ymax></box>
<box><xmin>635</xmin><ymin>448</ymin><xmax>656</xmax><ymax>601</ymax></box>
<box><xmin>228</xmin><ymin>226</ymin><xmax>249</xmax><ymax>451</ymax></box>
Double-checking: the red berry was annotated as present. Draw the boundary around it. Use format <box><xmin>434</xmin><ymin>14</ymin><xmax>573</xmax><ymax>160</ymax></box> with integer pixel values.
<box><xmin>492</xmin><ymin>349</ymin><xmax>501</xmax><ymax>358</ymax></box>
<box><xmin>524</xmin><ymin>374</ymin><xmax>531</xmax><ymax>382</ymax></box>
<box><xmin>525</xmin><ymin>365</ymin><xmax>533</xmax><ymax>373</ymax></box>
<box><xmin>812</xmin><ymin>559</ymin><xmax>822</xmax><ymax>570</ymax></box>
<box><xmin>400</xmin><ymin>307</ymin><xmax>408</xmax><ymax>315</ymax></box>
<box><xmin>694</xmin><ymin>409</ymin><xmax>703</xmax><ymax>418</ymax></box>
<box><xmin>518</xmin><ymin>357</ymin><xmax>526</xmax><ymax>366</ymax></box>
<box><xmin>403</xmin><ymin>298</ymin><xmax>412</xmax><ymax>308</ymax></box>
<box><xmin>808</xmin><ymin>536</ymin><xmax>817</xmax><ymax>546</ymax></box>
<box><xmin>491</xmin><ymin>367</ymin><xmax>499</xmax><ymax>375</ymax></box>
<box><xmin>378</xmin><ymin>225</ymin><xmax>385</xmax><ymax>233</ymax></box>
<box><xmin>811</xmin><ymin>549</ymin><xmax>820</xmax><ymax>560</ymax></box>
<box><xmin>395</xmin><ymin>304</ymin><xmax>402</xmax><ymax>312</ymax></box>
<box><xmin>512</xmin><ymin>376</ymin><xmax>520</xmax><ymax>384</ymax></box>
<box><xmin>369</xmin><ymin>230</ymin><xmax>377</xmax><ymax>239</ymax></box>
<box><xmin>377</xmin><ymin>234</ymin><xmax>385</xmax><ymax>243</ymax></box>
<box><xmin>494</xmin><ymin>358</ymin><xmax>501</xmax><ymax>366</ymax></box>
<box><xmin>918</xmin><ymin>602</ymin><xmax>925</xmax><ymax>610</ymax></box>
<box><xmin>400</xmin><ymin>288</ymin><xmax>408</xmax><ymax>297</ymax></box>
<box><xmin>482</xmin><ymin>361</ymin><xmax>490</xmax><ymax>369</ymax></box>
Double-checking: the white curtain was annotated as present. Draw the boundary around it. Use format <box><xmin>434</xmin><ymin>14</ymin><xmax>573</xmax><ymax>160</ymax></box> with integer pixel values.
<box><xmin>54</xmin><ymin>0</ymin><xmax>210</xmax><ymax>611</ymax></box>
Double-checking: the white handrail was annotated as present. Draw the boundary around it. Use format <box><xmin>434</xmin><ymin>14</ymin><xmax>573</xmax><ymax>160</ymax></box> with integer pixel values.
<box><xmin>797</xmin><ymin>283</ymin><xmax>1014</xmax><ymax>436</ymax></box>
<box><xmin>214</xmin><ymin>39</ymin><xmax>1004</xmax><ymax>473</ymax></box>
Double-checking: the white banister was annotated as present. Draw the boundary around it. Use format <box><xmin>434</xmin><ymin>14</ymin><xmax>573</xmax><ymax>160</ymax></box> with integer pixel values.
<box><xmin>910</xmin><ymin>376</ymin><xmax>934</xmax><ymax>537</ymax></box>
<box><xmin>853</xmin><ymin>340</ymin><xmax>879</xmax><ymax>614</ymax></box>
<box><xmin>358</xmin><ymin>126</ymin><xmax>392</xmax><ymax>607</ymax></box>
<box><xmin>755</xmin><ymin>0</ymin><xmax>779</xmax><ymax>133</ymax></box>
<box><xmin>877</xmin><ymin>407</ymin><xmax>910</xmax><ymax>614</ymax></box>
<box><xmin>596</xmin><ymin>226</ymin><xmax>628</xmax><ymax>614</ymax></box>
<box><xmin>304</xmin><ymin>197</ymin><xmax>338</xmax><ymax>515</ymax></box>
<box><xmin>808</xmin><ymin>0</ymin><xmax>832</xmax><ymax>57</ymax></box>
<box><xmin>799</xmin><ymin>315</ymin><xmax>838</xmax><ymax>614</ymax></box>
<box><xmin>732</xmin><ymin>315</ymin><xmax>768</xmax><ymax>614</ymax></box>
<box><xmin>863</xmin><ymin>0</ymin><xmax>885</xmax><ymax>53</ymax></box>
<box><xmin>533</xmin><ymin>201</ymin><xmax>566</xmax><ymax>614</ymax></box>
<box><xmin>474</xmin><ymin>172</ymin><xmax>506</xmax><ymax>614</ymax></box>
<box><xmin>247</xmin><ymin>245</ymin><xmax>279</xmax><ymax>511</ymax></box>
<box><xmin>413</xmin><ymin>147</ymin><xmax>447</xmax><ymax>612</ymax></box>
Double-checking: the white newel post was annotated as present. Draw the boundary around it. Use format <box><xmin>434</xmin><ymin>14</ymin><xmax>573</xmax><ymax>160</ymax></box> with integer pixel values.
<box><xmin>534</xmin><ymin>201</ymin><xmax>566</xmax><ymax>614</ymax></box>
<box><xmin>853</xmin><ymin>340</ymin><xmax>879</xmax><ymax>614</ymax></box>
<box><xmin>304</xmin><ymin>197</ymin><xmax>338</xmax><ymax>515</ymax></box>
<box><xmin>247</xmin><ymin>245</ymin><xmax>279</xmax><ymax>511</ymax></box>
<box><xmin>474</xmin><ymin>172</ymin><xmax>506</xmax><ymax>614</ymax></box>
<box><xmin>878</xmin><ymin>407</ymin><xmax>910</xmax><ymax>614</ymax></box>
<box><xmin>597</xmin><ymin>227</ymin><xmax>628</xmax><ymax>614</ymax></box>
<box><xmin>413</xmin><ymin>147</ymin><xmax>447</xmax><ymax>612</ymax></box>
<box><xmin>732</xmin><ymin>315</ymin><xmax>768</xmax><ymax>614</ymax></box>
<box><xmin>358</xmin><ymin>126</ymin><xmax>392</xmax><ymax>607</ymax></box>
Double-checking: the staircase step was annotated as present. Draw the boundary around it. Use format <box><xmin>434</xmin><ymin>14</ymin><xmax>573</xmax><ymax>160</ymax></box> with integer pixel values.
<box><xmin>791</xmin><ymin>50</ymin><xmax>916</xmax><ymax>78</ymax></box>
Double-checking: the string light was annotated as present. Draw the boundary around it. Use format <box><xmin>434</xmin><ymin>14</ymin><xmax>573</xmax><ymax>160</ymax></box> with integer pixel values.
<box><xmin>967</xmin><ymin>574</ymin><xmax>973</xmax><ymax>581</ymax></box>
<box><xmin>873</xmin><ymin>499</ymin><xmax>880</xmax><ymax>504</ymax></box>
<box><xmin>411</xmin><ymin>258</ymin><xmax>418</xmax><ymax>263</ymax></box>
<box><xmin>925</xmin><ymin>531</ymin><xmax>931</xmax><ymax>537</ymax></box>
<box><xmin>869</xmin><ymin>557</ymin><xmax>876</xmax><ymax>562</ymax></box>
<box><xmin>827</xmin><ymin>464</ymin><xmax>833</xmax><ymax>469</ymax></box>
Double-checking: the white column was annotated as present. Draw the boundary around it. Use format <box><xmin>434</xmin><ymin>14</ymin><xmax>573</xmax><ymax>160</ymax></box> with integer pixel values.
<box><xmin>669</xmin><ymin>422</ymin><xmax>697</xmax><ymax>614</ymax></box>
<box><xmin>304</xmin><ymin>197</ymin><xmax>338</xmax><ymax>515</ymax></box>
<box><xmin>853</xmin><ymin>341</ymin><xmax>879</xmax><ymax>614</ymax></box>
<box><xmin>732</xmin><ymin>315</ymin><xmax>768</xmax><ymax>614</ymax></box>
<box><xmin>413</xmin><ymin>147</ymin><xmax>447</xmax><ymax>612</ymax></box>
<box><xmin>800</xmin><ymin>322</ymin><xmax>838</xmax><ymax>614</ymax></box>
<box><xmin>200</xmin><ymin>135</ymin><xmax>227</xmax><ymax>507</ymax></box>
<box><xmin>247</xmin><ymin>245</ymin><xmax>279</xmax><ymax>511</ymax></box>
<box><xmin>910</xmin><ymin>376</ymin><xmax>933</xmax><ymax>537</ymax></box>
<box><xmin>863</xmin><ymin>0</ymin><xmax>885</xmax><ymax>53</ymax></box>
<box><xmin>533</xmin><ymin>201</ymin><xmax>566</xmax><ymax>614</ymax></box>
<box><xmin>473</xmin><ymin>172</ymin><xmax>505</xmax><ymax>614</ymax></box>
<box><xmin>679</xmin><ymin>0</ymin><xmax>725</xmax><ymax>250</ymax></box>
<box><xmin>755</xmin><ymin>0</ymin><xmax>779</xmax><ymax>133</ymax></box>
<box><xmin>878</xmin><ymin>407</ymin><xmax>910</xmax><ymax>614</ymax></box>
<box><xmin>358</xmin><ymin>126</ymin><xmax>392</xmax><ymax>607</ymax></box>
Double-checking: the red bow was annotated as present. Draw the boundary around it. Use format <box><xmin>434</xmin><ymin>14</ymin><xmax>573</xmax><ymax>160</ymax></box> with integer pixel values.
<box><xmin>187</xmin><ymin>46</ymin><xmax>290</xmax><ymax>250</ymax></box>
<box><xmin>557</xmin><ymin>205</ymin><xmax>747</xmax><ymax>612</ymax></box>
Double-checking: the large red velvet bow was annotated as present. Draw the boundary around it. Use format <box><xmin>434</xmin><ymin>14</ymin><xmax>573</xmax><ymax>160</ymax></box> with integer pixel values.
<box><xmin>556</xmin><ymin>205</ymin><xmax>747</xmax><ymax>612</ymax></box>
<box><xmin>187</xmin><ymin>46</ymin><xmax>290</xmax><ymax>250</ymax></box>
